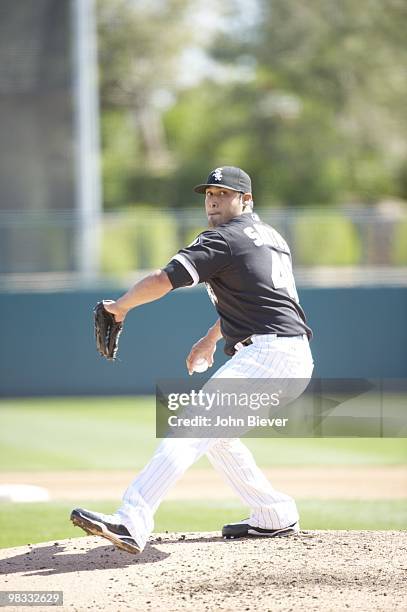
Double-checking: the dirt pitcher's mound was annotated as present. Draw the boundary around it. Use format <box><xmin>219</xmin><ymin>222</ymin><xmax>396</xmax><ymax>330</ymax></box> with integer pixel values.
<box><xmin>1</xmin><ymin>531</ymin><xmax>406</xmax><ymax>611</ymax></box>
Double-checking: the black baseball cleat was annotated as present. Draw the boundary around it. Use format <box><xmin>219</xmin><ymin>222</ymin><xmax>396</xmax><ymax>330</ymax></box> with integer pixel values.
<box><xmin>70</xmin><ymin>508</ymin><xmax>141</xmax><ymax>554</ymax></box>
<box><xmin>222</xmin><ymin>519</ymin><xmax>299</xmax><ymax>539</ymax></box>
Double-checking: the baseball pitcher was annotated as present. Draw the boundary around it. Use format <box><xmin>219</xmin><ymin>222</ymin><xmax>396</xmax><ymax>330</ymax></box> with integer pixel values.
<box><xmin>71</xmin><ymin>166</ymin><xmax>314</xmax><ymax>554</ymax></box>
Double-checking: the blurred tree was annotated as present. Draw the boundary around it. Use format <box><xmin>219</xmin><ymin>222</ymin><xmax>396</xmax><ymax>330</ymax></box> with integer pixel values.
<box><xmin>101</xmin><ymin>110</ymin><xmax>139</xmax><ymax>207</ymax></box>
<box><xmin>203</xmin><ymin>0</ymin><xmax>407</xmax><ymax>206</ymax></box>
<box><xmin>97</xmin><ymin>0</ymin><xmax>190</xmax><ymax>207</ymax></box>
<box><xmin>97</xmin><ymin>0</ymin><xmax>407</xmax><ymax>208</ymax></box>
<box><xmin>293</xmin><ymin>212</ymin><xmax>361</xmax><ymax>265</ymax></box>
<box><xmin>101</xmin><ymin>205</ymin><xmax>179</xmax><ymax>274</ymax></box>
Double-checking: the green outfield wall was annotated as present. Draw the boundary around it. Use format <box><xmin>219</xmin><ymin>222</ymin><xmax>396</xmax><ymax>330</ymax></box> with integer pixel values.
<box><xmin>0</xmin><ymin>286</ymin><xmax>406</xmax><ymax>396</ymax></box>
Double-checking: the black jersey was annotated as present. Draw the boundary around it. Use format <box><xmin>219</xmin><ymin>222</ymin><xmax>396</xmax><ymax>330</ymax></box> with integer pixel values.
<box><xmin>163</xmin><ymin>212</ymin><xmax>312</xmax><ymax>355</ymax></box>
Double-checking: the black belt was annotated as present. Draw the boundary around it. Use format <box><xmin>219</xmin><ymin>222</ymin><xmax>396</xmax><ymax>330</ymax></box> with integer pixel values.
<box><xmin>241</xmin><ymin>334</ymin><xmax>306</xmax><ymax>347</ymax></box>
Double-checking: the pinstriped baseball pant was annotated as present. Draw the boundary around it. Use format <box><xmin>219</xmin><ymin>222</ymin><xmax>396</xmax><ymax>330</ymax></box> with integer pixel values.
<box><xmin>115</xmin><ymin>334</ymin><xmax>314</xmax><ymax>550</ymax></box>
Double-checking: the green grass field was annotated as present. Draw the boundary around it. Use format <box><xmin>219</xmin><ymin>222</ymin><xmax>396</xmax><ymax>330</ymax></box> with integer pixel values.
<box><xmin>0</xmin><ymin>397</ymin><xmax>406</xmax><ymax>548</ymax></box>
<box><xmin>1</xmin><ymin>397</ymin><xmax>406</xmax><ymax>470</ymax></box>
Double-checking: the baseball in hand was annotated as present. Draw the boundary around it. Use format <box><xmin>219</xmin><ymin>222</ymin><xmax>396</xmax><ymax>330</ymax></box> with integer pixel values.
<box><xmin>192</xmin><ymin>358</ymin><xmax>209</xmax><ymax>373</ymax></box>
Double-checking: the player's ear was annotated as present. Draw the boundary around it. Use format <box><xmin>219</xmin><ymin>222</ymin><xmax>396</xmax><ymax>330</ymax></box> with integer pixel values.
<box><xmin>242</xmin><ymin>193</ymin><xmax>253</xmax><ymax>210</ymax></box>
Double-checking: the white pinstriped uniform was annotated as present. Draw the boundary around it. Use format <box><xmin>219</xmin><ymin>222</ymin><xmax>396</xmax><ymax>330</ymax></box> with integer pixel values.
<box><xmin>112</xmin><ymin>333</ymin><xmax>314</xmax><ymax>551</ymax></box>
<box><xmin>75</xmin><ymin>171</ymin><xmax>315</xmax><ymax>552</ymax></box>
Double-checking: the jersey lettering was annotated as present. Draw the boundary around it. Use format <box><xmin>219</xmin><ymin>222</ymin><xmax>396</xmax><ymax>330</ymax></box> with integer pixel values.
<box><xmin>244</xmin><ymin>224</ymin><xmax>289</xmax><ymax>251</ymax></box>
<box><xmin>271</xmin><ymin>251</ymin><xmax>299</xmax><ymax>302</ymax></box>
<box><xmin>243</xmin><ymin>226</ymin><xmax>263</xmax><ymax>247</ymax></box>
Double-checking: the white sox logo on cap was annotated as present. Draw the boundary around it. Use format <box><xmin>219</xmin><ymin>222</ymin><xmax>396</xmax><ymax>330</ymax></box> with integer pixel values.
<box><xmin>212</xmin><ymin>168</ymin><xmax>223</xmax><ymax>182</ymax></box>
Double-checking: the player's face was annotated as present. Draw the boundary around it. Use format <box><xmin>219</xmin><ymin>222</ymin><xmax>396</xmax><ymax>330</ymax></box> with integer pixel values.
<box><xmin>205</xmin><ymin>187</ymin><xmax>244</xmax><ymax>227</ymax></box>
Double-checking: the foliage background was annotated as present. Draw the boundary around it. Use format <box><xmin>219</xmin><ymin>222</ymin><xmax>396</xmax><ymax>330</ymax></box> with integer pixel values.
<box><xmin>97</xmin><ymin>0</ymin><xmax>407</xmax><ymax>211</ymax></box>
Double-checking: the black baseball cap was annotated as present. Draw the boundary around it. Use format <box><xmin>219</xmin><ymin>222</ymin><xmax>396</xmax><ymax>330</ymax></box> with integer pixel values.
<box><xmin>193</xmin><ymin>166</ymin><xmax>252</xmax><ymax>194</ymax></box>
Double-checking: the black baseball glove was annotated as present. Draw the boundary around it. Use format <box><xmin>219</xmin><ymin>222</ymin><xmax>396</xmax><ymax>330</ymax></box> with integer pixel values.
<box><xmin>93</xmin><ymin>300</ymin><xmax>123</xmax><ymax>361</ymax></box>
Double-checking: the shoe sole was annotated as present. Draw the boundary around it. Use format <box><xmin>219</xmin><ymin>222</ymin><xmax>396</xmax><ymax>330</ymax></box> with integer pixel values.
<box><xmin>70</xmin><ymin>510</ymin><xmax>141</xmax><ymax>554</ymax></box>
<box><xmin>223</xmin><ymin>525</ymin><xmax>299</xmax><ymax>539</ymax></box>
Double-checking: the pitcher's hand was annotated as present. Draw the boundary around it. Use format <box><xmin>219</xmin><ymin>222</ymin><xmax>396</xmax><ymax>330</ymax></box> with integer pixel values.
<box><xmin>186</xmin><ymin>336</ymin><xmax>216</xmax><ymax>375</ymax></box>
